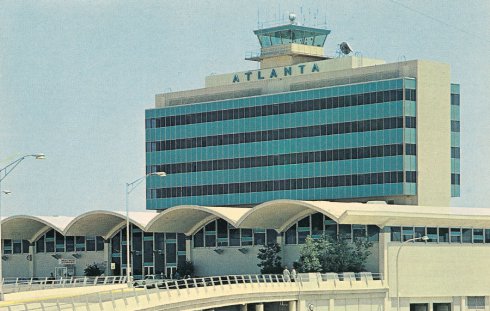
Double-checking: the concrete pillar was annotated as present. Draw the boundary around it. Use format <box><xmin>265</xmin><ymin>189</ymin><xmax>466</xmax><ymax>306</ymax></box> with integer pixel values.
<box><xmin>277</xmin><ymin>231</ymin><xmax>284</xmax><ymax>264</ymax></box>
<box><xmin>29</xmin><ymin>243</ymin><xmax>35</xmax><ymax>277</ymax></box>
<box><xmin>379</xmin><ymin>227</ymin><xmax>389</xmax><ymax>284</ymax></box>
<box><xmin>329</xmin><ymin>298</ymin><xmax>335</xmax><ymax>311</ymax></box>
<box><xmin>289</xmin><ymin>300</ymin><xmax>297</xmax><ymax>311</ymax></box>
<box><xmin>255</xmin><ymin>303</ymin><xmax>264</xmax><ymax>311</ymax></box>
<box><xmin>104</xmin><ymin>240</ymin><xmax>111</xmax><ymax>276</ymax></box>
<box><xmin>461</xmin><ymin>297</ymin><xmax>466</xmax><ymax>311</ymax></box>
<box><xmin>185</xmin><ymin>235</ymin><xmax>192</xmax><ymax>261</ymax></box>
<box><xmin>240</xmin><ymin>304</ymin><xmax>248</xmax><ymax>311</ymax></box>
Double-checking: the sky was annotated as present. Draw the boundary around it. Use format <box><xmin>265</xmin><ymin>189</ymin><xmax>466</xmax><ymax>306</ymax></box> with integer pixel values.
<box><xmin>1</xmin><ymin>1</ymin><xmax>489</xmax><ymax>216</ymax></box>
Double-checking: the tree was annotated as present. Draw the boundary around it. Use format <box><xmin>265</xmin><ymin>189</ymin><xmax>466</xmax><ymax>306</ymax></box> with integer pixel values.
<box><xmin>297</xmin><ymin>234</ymin><xmax>373</xmax><ymax>273</ymax></box>
<box><xmin>177</xmin><ymin>260</ymin><xmax>195</xmax><ymax>277</ymax></box>
<box><xmin>297</xmin><ymin>236</ymin><xmax>322</xmax><ymax>272</ymax></box>
<box><xmin>322</xmin><ymin>235</ymin><xmax>373</xmax><ymax>273</ymax></box>
<box><xmin>257</xmin><ymin>243</ymin><xmax>282</xmax><ymax>274</ymax></box>
<box><xmin>84</xmin><ymin>263</ymin><xmax>104</xmax><ymax>276</ymax></box>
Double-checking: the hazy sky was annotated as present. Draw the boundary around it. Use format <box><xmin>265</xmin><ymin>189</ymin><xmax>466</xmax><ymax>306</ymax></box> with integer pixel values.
<box><xmin>1</xmin><ymin>1</ymin><xmax>489</xmax><ymax>216</ymax></box>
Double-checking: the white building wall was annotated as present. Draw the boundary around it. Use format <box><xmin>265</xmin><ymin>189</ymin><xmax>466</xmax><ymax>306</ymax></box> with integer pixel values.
<box><xmin>387</xmin><ymin>243</ymin><xmax>490</xmax><ymax>298</ymax></box>
<box><xmin>3</xmin><ymin>254</ymin><xmax>30</xmax><ymax>278</ymax></box>
<box><xmin>192</xmin><ymin>246</ymin><xmax>262</xmax><ymax>276</ymax></box>
<box><xmin>32</xmin><ymin>251</ymin><xmax>105</xmax><ymax>277</ymax></box>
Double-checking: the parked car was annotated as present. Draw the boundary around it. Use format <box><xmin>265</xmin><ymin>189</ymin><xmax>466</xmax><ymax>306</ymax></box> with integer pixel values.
<box><xmin>133</xmin><ymin>274</ymin><xmax>166</xmax><ymax>288</ymax></box>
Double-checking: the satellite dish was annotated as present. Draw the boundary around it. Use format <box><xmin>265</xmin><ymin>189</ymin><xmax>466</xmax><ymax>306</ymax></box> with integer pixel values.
<box><xmin>289</xmin><ymin>13</ymin><xmax>297</xmax><ymax>24</ymax></box>
<box><xmin>339</xmin><ymin>42</ymin><xmax>353</xmax><ymax>55</ymax></box>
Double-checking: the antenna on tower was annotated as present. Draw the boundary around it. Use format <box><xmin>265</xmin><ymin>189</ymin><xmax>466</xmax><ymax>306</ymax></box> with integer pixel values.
<box><xmin>257</xmin><ymin>8</ymin><xmax>260</xmax><ymax>29</ymax></box>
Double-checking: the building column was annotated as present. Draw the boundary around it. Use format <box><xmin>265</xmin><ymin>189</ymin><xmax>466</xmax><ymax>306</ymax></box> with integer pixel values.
<box><xmin>255</xmin><ymin>303</ymin><xmax>264</xmax><ymax>311</ymax></box>
<box><xmin>104</xmin><ymin>239</ymin><xmax>111</xmax><ymax>276</ymax></box>
<box><xmin>329</xmin><ymin>298</ymin><xmax>335</xmax><ymax>311</ymax></box>
<box><xmin>379</xmin><ymin>227</ymin><xmax>389</xmax><ymax>283</ymax></box>
<box><xmin>277</xmin><ymin>231</ymin><xmax>284</xmax><ymax>264</ymax></box>
<box><xmin>28</xmin><ymin>243</ymin><xmax>35</xmax><ymax>277</ymax></box>
<box><xmin>461</xmin><ymin>297</ymin><xmax>466</xmax><ymax>311</ymax></box>
<box><xmin>240</xmin><ymin>304</ymin><xmax>247</xmax><ymax>311</ymax></box>
<box><xmin>289</xmin><ymin>300</ymin><xmax>297</xmax><ymax>311</ymax></box>
<box><xmin>185</xmin><ymin>235</ymin><xmax>192</xmax><ymax>261</ymax></box>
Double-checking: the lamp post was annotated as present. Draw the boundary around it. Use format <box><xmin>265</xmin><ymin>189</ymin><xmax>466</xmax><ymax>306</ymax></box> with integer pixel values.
<box><xmin>395</xmin><ymin>235</ymin><xmax>429</xmax><ymax>311</ymax></box>
<box><xmin>0</xmin><ymin>153</ymin><xmax>45</xmax><ymax>300</ymax></box>
<box><xmin>125</xmin><ymin>172</ymin><xmax>166</xmax><ymax>286</ymax></box>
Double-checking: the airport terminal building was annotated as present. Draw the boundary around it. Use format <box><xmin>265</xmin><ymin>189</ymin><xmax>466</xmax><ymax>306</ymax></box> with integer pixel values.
<box><xmin>145</xmin><ymin>22</ymin><xmax>460</xmax><ymax>210</ymax></box>
<box><xmin>2</xmin><ymin>21</ymin><xmax>481</xmax><ymax>311</ymax></box>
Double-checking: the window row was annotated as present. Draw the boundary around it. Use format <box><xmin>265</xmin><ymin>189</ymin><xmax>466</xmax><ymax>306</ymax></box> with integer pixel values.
<box><xmin>149</xmin><ymin>170</ymin><xmax>416</xmax><ymax>199</ymax></box>
<box><xmin>451</xmin><ymin>173</ymin><xmax>461</xmax><ymax>185</ymax></box>
<box><xmin>451</xmin><ymin>147</ymin><xmax>460</xmax><ymax>159</ymax></box>
<box><xmin>451</xmin><ymin>93</ymin><xmax>460</xmax><ymax>106</ymax></box>
<box><xmin>36</xmin><ymin>229</ymin><xmax>104</xmax><ymax>253</ymax></box>
<box><xmin>3</xmin><ymin>239</ymin><xmax>30</xmax><ymax>255</ymax></box>
<box><xmin>193</xmin><ymin>219</ymin><xmax>277</xmax><ymax>248</ymax></box>
<box><xmin>146</xmin><ymin>88</ymin><xmax>409</xmax><ymax>129</ymax></box>
<box><xmin>147</xmin><ymin>143</ymin><xmax>416</xmax><ymax>175</ymax></box>
<box><xmin>110</xmin><ymin>227</ymin><xmax>186</xmax><ymax>278</ymax></box>
<box><xmin>284</xmin><ymin>213</ymin><xmax>380</xmax><ymax>245</ymax></box>
<box><xmin>146</xmin><ymin>116</ymin><xmax>412</xmax><ymax>152</ymax></box>
<box><xmin>390</xmin><ymin>226</ymin><xmax>490</xmax><ymax>243</ymax></box>
<box><xmin>451</xmin><ymin>120</ymin><xmax>460</xmax><ymax>132</ymax></box>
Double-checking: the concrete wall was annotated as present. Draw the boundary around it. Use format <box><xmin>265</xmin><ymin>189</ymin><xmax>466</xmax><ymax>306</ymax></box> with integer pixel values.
<box><xmin>33</xmin><ymin>251</ymin><xmax>105</xmax><ymax>277</ymax></box>
<box><xmin>387</xmin><ymin>243</ymin><xmax>490</xmax><ymax>298</ymax></box>
<box><xmin>415</xmin><ymin>60</ymin><xmax>451</xmax><ymax>207</ymax></box>
<box><xmin>192</xmin><ymin>246</ymin><xmax>262</xmax><ymax>276</ymax></box>
<box><xmin>2</xmin><ymin>254</ymin><xmax>30</xmax><ymax>278</ymax></box>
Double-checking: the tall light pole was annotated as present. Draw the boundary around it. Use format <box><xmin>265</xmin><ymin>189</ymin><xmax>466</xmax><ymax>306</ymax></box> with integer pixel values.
<box><xmin>125</xmin><ymin>172</ymin><xmax>166</xmax><ymax>286</ymax></box>
<box><xmin>0</xmin><ymin>153</ymin><xmax>45</xmax><ymax>300</ymax></box>
<box><xmin>396</xmin><ymin>235</ymin><xmax>428</xmax><ymax>311</ymax></box>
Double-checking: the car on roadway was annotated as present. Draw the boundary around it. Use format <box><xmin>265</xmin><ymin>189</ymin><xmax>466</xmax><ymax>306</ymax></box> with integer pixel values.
<box><xmin>133</xmin><ymin>274</ymin><xmax>166</xmax><ymax>288</ymax></box>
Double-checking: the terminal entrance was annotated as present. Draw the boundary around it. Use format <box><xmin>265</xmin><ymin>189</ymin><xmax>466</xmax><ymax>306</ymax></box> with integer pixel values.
<box><xmin>54</xmin><ymin>267</ymin><xmax>68</xmax><ymax>279</ymax></box>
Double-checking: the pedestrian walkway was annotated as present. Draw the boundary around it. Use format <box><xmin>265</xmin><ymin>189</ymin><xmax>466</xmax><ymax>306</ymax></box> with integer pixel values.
<box><xmin>0</xmin><ymin>284</ymin><xmax>127</xmax><ymax>308</ymax></box>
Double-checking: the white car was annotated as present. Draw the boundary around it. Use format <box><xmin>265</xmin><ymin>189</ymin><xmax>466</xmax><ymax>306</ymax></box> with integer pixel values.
<box><xmin>133</xmin><ymin>274</ymin><xmax>166</xmax><ymax>288</ymax></box>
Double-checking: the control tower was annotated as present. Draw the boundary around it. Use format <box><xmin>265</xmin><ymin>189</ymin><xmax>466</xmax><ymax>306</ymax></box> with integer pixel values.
<box><xmin>246</xmin><ymin>14</ymin><xmax>332</xmax><ymax>68</ymax></box>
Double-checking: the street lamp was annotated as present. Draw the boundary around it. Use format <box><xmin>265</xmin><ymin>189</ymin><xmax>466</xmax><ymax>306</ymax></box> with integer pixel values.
<box><xmin>125</xmin><ymin>172</ymin><xmax>166</xmax><ymax>285</ymax></box>
<box><xmin>0</xmin><ymin>153</ymin><xmax>45</xmax><ymax>300</ymax></box>
<box><xmin>395</xmin><ymin>235</ymin><xmax>429</xmax><ymax>311</ymax></box>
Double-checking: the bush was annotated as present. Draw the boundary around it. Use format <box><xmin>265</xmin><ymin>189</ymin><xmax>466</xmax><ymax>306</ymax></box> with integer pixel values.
<box><xmin>177</xmin><ymin>260</ymin><xmax>194</xmax><ymax>277</ymax></box>
<box><xmin>84</xmin><ymin>263</ymin><xmax>104</xmax><ymax>276</ymax></box>
<box><xmin>297</xmin><ymin>234</ymin><xmax>373</xmax><ymax>273</ymax></box>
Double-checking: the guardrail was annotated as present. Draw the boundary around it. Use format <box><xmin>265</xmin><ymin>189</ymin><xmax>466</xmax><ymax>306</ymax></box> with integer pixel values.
<box><xmin>1</xmin><ymin>276</ymin><xmax>127</xmax><ymax>293</ymax></box>
<box><xmin>3</xmin><ymin>272</ymin><xmax>384</xmax><ymax>311</ymax></box>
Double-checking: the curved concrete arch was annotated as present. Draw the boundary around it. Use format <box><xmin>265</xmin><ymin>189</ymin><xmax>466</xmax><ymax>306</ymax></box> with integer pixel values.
<box><xmin>1</xmin><ymin>215</ymin><xmax>73</xmax><ymax>242</ymax></box>
<box><xmin>237</xmin><ymin>200</ymin><xmax>345</xmax><ymax>232</ymax></box>
<box><xmin>64</xmin><ymin>210</ymin><xmax>157</xmax><ymax>239</ymax></box>
<box><xmin>146</xmin><ymin>205</ymin><xmax>251</xmax><ymax>236</ymax></box>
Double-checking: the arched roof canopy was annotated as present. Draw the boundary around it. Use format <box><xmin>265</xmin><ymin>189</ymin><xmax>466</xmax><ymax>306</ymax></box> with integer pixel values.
<box><xmin>1</xmin><ymin>215</ymin><xmax>73</xmax><ymax>242</ymax></box>
<box><xmin>146</xmin><ymin>205</ymin><xmax>251</xmax><ymax>236</ymax></box>
<box><xmin>237</xmin><ymin>200</ymin><xmax>346</xmax><ymax>232</ymax></box>
<box><xmin>64</xmin><ymin>211</ymin><xmax>158</xmax><ymax>239</ymax></box>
